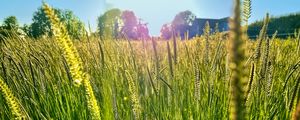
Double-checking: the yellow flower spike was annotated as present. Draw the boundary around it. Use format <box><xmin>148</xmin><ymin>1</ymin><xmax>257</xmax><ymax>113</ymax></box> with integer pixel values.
<box><xmin>42</xmin><ymin>3</ymin><xmax>84</xmax><ymax>86</ymax></box>
<box><xmin>83</xmin><ymin>74</ymin><xmax>101</xmax><ymax>120</ymax></box>
<box><xmin>42</xmin><ymin>3</ymin><xmax>101</xmax><ymax>120</ymax></box>
<box><xmin>0</xmin><ymin>77</ymin><xmax>25</xmax><ymax>119</ymax></box>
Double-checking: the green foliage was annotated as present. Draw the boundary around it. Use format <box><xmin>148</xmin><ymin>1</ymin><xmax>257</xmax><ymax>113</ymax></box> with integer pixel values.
<box><xmin>61</xmin><ymin>10</ymin><xmax>86</xmax><ymax>40</ymax></box>
<box><xmin>171</xmin><ymin>10</ymin><xmax>196</xmax><ymax>39</ymax></box>
<box><xmin>97</xmin><ymin>9</ymin><xmax>122</xmax><ymax>40</ymax></box>
<box><xmin>248</xmin><ymin>12</ymin><xmax>300</xmax><ymax>37</ymax></box>
<box><xmin>30</xmin><ymin>7</ymin><xmax>86</xmax><ymax>39</ymax></box>
<box><xmin>172</xmin><ymin>10</ymin><xmax>196</xmax><ymax>27</ymax></box>
<box><xmin>30</xmin><ymin>7</ymin><xmax>61</xmax><ymax>38</ymax></box>
<box><xmin>97</xmin><ymin>9</ymin><xmax>150</xmax><ymax>40</ymax></box>
<box><xmin>2</xmin><ymin>16</ymin><xmax>19</xmax><ymax>31</ymax></box>
<box><xmin>0</xmin><ymin>16</ymin><xmax>20</xmax><ymax>40</ymax></box>
<box><xmin>21</xmin><ymin>24</ymin><xmax>31</xmax><ymax>37</ymax></box>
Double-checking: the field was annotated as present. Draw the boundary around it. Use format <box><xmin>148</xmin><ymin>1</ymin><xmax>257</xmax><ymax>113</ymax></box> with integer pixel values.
<box><xmin>1</xmin><ymin>1</ymin><xmax>300</xmax><ymax>120</ymax></box>
<box><xmin>0</xmin><ymin>32</ymin><xmax>300</xmax><ymax>119</ymax></box>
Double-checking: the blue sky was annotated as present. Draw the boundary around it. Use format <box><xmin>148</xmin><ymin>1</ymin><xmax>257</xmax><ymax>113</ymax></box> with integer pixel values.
<box><xmin>0</xmin><ymin>0</ymin><xmax>300</xmax><ymax>35</ymax></box>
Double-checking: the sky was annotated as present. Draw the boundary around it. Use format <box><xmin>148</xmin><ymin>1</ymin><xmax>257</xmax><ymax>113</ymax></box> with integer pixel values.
<box><xmin>0</xmin><ymin>0</ymin><xmax>300</xmax><ymax>36</ymax></box>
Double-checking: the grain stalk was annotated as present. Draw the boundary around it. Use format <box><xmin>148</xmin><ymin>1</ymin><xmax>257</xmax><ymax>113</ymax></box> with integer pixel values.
<box><xmin>0</xmin><ymin>77</ymin><xmax>24</xmax><ymax>119</ymax></box>
<box><xmin>194</xmin><ymin>62</ymin><xmax>200</xmax><ymax>101</ymax></box>
<box><xmin>172</xmin><ymin>31</ymin><xmax>177</xmax><ymax>64</ymax></box>
<box><xmin>266</xmin><ymin>60</ymin><xmax>273</xmax><ymax>97</ymax></box>
<box><xmin>254</xmin><ymin>13</ymin><xmax>269</xmax><ymax>62</ymax></box>
<box><xmin>260</xmin><ymin>36</ymin><xmax>270</xmax><ymax>80</ymax></box>
<box><xmin>292</xmin><ymin>75</ymin><xmax>300</xmax><ymax>120</ymax></box>
<box><xmin>245</xmin><ymin>63</ymin><xmax>254</xmax><ymax>103</ymax></box>
<box><xmin>98</xmin><ymin>41</ymin><xmax>105</xmax><ymax>68</ymax></box>
<box><xmin>43</xmin><ymin>3</ymin><xmax>85</xmax><ymax>86</ymax></box>
<box><xmin>290</xmin><ymin>76</ymin><xmax>300</xmax><ymax>111</ymax></box>
<box><xmin>228</xmin><ymin>0</ymin><xmax>248</xmax><ymax>119</ymax></box>
<box><xmin>243</xmin><ymin>0</ymin><xmax>252</xmax><ymax>31</ymax></box>
<box><xmin>151</xmin><ymin>38</ymin><xmax>160</xmax><ymax>91</ymax></box>
<box><xmin>125</xmin><ymin>71</ymin><xmax>141</xmax><ymax>120</ymax></box>
<box><xmin>296</xmin><ymin>29</ymin><xmax>300</xmax><ymax>56</ymax></box>
<box><xmin>203</xmin><ymin>21</ymin><xmax>210</xmax><ymax>65</ymax></box>
<box><xmin>42</xmin><ymin>3</ymin><xmax>101</xmax><ymax>119</ymax></box>
<box><xmin>83</xmin><ymin>75</ymin><xmax>102</xmax><ymax>120</ymax></box>
<box><xmin>266</xmin><ymin>31</ymin><xmax>277</xmax><ymax>97</ymax></box>
<box><xmin>167</xmin><ymin>42</ymin><xmax>174</xmax><ymax>77</ymax></box>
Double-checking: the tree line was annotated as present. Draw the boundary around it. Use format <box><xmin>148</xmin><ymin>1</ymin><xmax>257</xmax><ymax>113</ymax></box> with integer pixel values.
<box><xmin>97</xmin><ymin>9</ymin><xmax>199</xmax><ymax>40</ymax></box>
<box><xmin>98</xmin><ymin>9</ymin><xmax>210</xmax><ymax>40</ymax></box>
<box><xmin>248</xmin><ymin>12</ymin><xmax>300</xmax><ymax>38</ymax></box>
<box><xmin>0</xmin><ymin>5</ymin><xmax>228</xmax><ymax>41</ymax></box>
<box><xmin>0</xmin><ymin>6</ymin><xmax>86</xmax><ymax>41</ymax></box>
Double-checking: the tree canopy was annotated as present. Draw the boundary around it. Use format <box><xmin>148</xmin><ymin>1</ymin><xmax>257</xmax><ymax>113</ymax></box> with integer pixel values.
<box><xmin>97</xmin><ymin>9</ymin><xmax>150</xmax><ymax>40</ymax></box>
<box><xmin>2</xmin><ymin>16</ymin><xmax>19</xmax><ymax>31</ymax></box>
<box><xmin>172</xmin><ymin>10</ymin><xmax>196</xmax><ymax>39</ymax></box>
<box><xmin>29</xmin><ymin>7</ymin><xmax>86</xmax><ymax>39</ymax></box>
<box><xmin>97</xmin><ymin>8</ymin><xmax>122</xmax><ymax>40</ymax></box>
<box><xmin>160</xmin><ymin>10</ymin><xmax>196</xmax><ymax>40</ymax></box>
<box><xmin>0</xmin><ymin>16</ymin><xmax>21</xmax><ymax>40</ymax></box>
<box><xmin>160</xmin><ymin>23</ymin><xmax>173</xmax><ymax>40</ymax></box>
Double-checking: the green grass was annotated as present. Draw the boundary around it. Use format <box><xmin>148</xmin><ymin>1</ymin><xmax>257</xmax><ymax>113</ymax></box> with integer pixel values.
<box><xmin>0</xmin><ymin>34</ymin><xmax>299</xmax><ymax>119</ymax></box>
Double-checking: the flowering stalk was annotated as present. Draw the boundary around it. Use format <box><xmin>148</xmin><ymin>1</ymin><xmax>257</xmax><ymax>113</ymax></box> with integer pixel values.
<box><xmin>42</xmin><ymin>3</ymin><xmax>101</xmax><ymax>119</ymax></box>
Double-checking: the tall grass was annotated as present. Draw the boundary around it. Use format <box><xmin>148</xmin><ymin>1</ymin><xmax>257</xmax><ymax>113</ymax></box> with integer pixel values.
<box><xmin>0</xmin><ymin>77</ymin><xmax>24</xmax><ymax>119</ymax></box>
<box><xmin>0</xmin><ymin>2</ymin><xmax>299</xmax><ymax>120</ymax></box>
<box><xmin>42</xmin><ymin>3</ymin><xmax>101</xmax><ymax>119</ymax></box>
<box><xmin>0</xmin><ymin>27</ymin><xmax>299</xmax><ymax>119</ymax></box>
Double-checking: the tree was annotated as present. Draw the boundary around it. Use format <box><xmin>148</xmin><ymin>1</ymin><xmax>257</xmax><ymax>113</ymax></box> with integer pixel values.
<box><xmin>30</xmin><ymin>7</ymin><xmax>61</xmax><ymax>38</ymax></box>
<box><xmin>136</xmin><ymin>19</ymin><xmax>150</xmax><ymax>40</ymax></box>
<box><xmin>97</xmin><ymin>10</ymin><xmax>150</xmax><ymax>40</ymax></box>
<box><xmin>0</xmin><ymin>16</ymin><xmax>20</xmax><ymax>39</ymax></box>
<box><xmin>120</xmin><ymin>10</ymin><xmax>150</xmax><ymax>40</ymax></box>
<box><xmin>30</xmin><ymin>7</ymin><xmax>86</xmax><ymax>39</ymax></box>
<box><xmin>2</xmin><ymin>16</ymin><xmax>19</xmax><ymax>31</ymax></box>
<box><xmin>160</xmin><ymin>23</ymin><xmax>173</xmax><ymax>40</ymax></box>
<box><xmin>22</xmin><ymin>24</ymin><xmax>31</xmax><ymax>37</ymax></box>
<box><xmin>171</xmin><ymin>10</ymin><xmax>196</xmax><ymax>39</ymax></box>
<box><xmin>97</xmin><ymin>8</ymin><xmax>122</xmax><ymax>40</ymax></box>
<box><xmin>121</xmin><ymin>10</ymin><xmax>138</xmax><ymax>39</ymax></box>
<box><xmin>61</xmin><ymin>10</ymin><xmax>86</xmax><ymax>40</ymax></box>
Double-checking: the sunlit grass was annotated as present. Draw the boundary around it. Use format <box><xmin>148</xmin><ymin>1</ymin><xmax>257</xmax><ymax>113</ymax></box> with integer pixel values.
<box><xmin>0</xmin><ymin>33</ymin><xmax>299</xmax><ymax>119</ymax></box>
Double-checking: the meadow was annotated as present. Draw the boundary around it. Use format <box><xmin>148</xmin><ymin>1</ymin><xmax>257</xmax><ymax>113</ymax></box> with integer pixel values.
<box><xmin>1</xmin><ymin>1</ymin><xmax>300</xmax><ymax>120</ymax></box>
